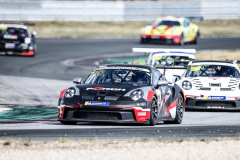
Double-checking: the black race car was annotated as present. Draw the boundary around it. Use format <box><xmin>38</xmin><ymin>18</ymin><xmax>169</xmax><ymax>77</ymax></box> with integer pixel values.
<box><xmin>0</xmin><ymin>23</ymin><xmax>37</xmax><ymax>56</ymax></box>
<box><xmin>58</xmin><ymin>64</ymin><xmax>184</xmax><ymax>126</ymax></box>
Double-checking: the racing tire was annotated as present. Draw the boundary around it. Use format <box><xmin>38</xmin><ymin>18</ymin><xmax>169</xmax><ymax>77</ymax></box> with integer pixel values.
<box><xmin>179</xmin><ymin>34</ymin><xmax>184</xmax><ymax>46</ymax></box>
<box><xmin>150</xmin><ymin>98</ymin><xmax>158</xmax><ymax>126</ymax></box>
<box><xmin>193</xmin><ymin>31</ymin><xmax>199</xmax><ymax>44</ymax></box>
<box><xmin>163</xmin><ymin>93</ymin><xmax>184</xmax><ymax>124</ymax></box>
<box><xmin>60</xmin><ymin>121</ymin><xmax>77</xmax><ymax>125</ymax></box>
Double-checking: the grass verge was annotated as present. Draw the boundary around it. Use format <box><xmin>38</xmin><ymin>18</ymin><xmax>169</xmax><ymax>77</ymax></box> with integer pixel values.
<box><xmin>25</xmin><ymin>19</ymin><xmax>240</xmax><ymax>38</ymax></box>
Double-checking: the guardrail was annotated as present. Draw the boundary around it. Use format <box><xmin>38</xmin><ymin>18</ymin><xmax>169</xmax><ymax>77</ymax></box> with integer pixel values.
<box><xmin>0</xmin><ymin>1</ymin><xmax>239</xmax><ymax>21</ymax></box>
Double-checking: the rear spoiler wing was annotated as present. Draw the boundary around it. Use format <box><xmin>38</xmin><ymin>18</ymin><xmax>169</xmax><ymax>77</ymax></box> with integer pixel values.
<box><xmin>226</xmin><ymin>59</ymin><xmax>240</xmax><ymax>64</ymax></box>
<box><xmin>0</xmin><ymin>22</ymin><xmax>35</xmax><ymax>26</ymax></box>
<box><xmin>155</xmin><ymin>65</ymin><xmax>187</xmax><ymax>76</ymax></box>
<box><xmin>132</xmin><ymin>48</ymin><xmax>196</xmax><ymax>54</ymax></box>
<box><xmin>185</xmin><ymin>16</ymin><xmax>204</xmax><ymax>21</ymax></box>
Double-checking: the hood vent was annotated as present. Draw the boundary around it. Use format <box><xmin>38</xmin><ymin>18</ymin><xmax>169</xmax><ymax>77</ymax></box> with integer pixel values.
<box><xmin>97</xmin><ymin>91</ymin><xmax>108</xmax><ymax>96</ymax></box>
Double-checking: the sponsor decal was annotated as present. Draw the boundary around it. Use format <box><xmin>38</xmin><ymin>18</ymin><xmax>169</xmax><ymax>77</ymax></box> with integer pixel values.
<box><xmin>4</xmin><ymin>34</ymin><xmax>17</xmax><ymax>39</ymax></box>
<box><xmin>207</xmin><ymin>106</ymin><xmax>225</xmax><ymax>109</ymax></box>
<box><xmin>165</xmin><ymin>89</ymin><xmax>172</xmax><ymax>102</ymax></box>
<box><xmin>5</xmin><ymin>43</ymin><xmax>15</xmax><ymax>49</ymax></box>
<box><xmin>85</xmin><ymin>101</ymin><xmax>110</xmax><ymax>106</ymax></box>
<box><xmin>86</xmin><ymin>87</ymin><xmax>126</xmax><ymax>91</ymax></box>
<box><xmin>191</xmin><ymin>66</ymin><xmax>201</xmax><ymax>71</ymax></box>
<box><xmin>208</xmin><ymin>96</ymin><xmax>226</xmax><ymax>100</ymax></box>
<box><xmin>136</xmin><ymin>102</ymin><xmax>146</xmax><ymax>106</ymax></box>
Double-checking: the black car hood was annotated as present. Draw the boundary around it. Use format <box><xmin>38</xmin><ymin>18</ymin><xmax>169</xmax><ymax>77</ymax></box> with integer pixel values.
<box><xmin>77</xmin><ymin>83</ymin><xmax>143</xmax><ymax>96</ymax></box>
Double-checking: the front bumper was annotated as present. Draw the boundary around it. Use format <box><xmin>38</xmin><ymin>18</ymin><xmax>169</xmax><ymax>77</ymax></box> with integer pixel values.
<box><xmin>0</xmin><ymin>43</ymin><xmax>35</xmax><ymax>56</ymax></box>
<box><xmin>185</xmin><ymin>96</ymin><xmax>240</xmax><ymax>111</ymax></box>
<box><xmin>141</xmin><ymin>34</ymin><xmax>181</xmax><ymax>44</ymax></box>
<box><xmin>58</xmin><ymin>101</ymin><xmax>151</xmax><ymax>124</ymax></box>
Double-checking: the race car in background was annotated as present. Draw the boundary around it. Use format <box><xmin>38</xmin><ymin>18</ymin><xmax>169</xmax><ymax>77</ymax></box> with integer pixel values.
<box><xmin>140</xmin><ymin>16</ymin><xmax>202</xmax><ymax>45</ymax></box>
<box><xmin>132</xmin><ymin>48</ymin><xmax>196</xmax><ymax>82</ymax></box>
<box><xmin>58</xmin><ymin>64</ymin><xmax>185</xmax><ymax>125</ymax></box>
<box><xmin>0</xmin><ymin>23</ymin><xmax>37</xmax><ymax>56</ymax></box>
<box><xmin>178</xmin><ymin>60</ymin><xmax>240</xmax><ymax>110</ymax></box>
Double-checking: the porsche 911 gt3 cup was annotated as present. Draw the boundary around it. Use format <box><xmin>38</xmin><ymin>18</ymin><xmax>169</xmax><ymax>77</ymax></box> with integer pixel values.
<box><xmin>0</xmin><ymin>23</ymin><xmax>37</xmax><ymax>56</ymax></box>
<box><xmin>58</xmin><ymin>64</ymin><xmax>185</xmax><ymax>125</ymax></box>
<box><xmin>140</xmin><ymin>16</ymin><xmax>202</xmax><ymax>45</ymax></box>
<box><xmin>133</xmin><ymin>48</ymin><xmax>196</xmax><ymax>82</ymax></box>
<box><xmin>178</xmin><ymin>60</ymin><xmax>240</xmax><ymax>110</ymax></box>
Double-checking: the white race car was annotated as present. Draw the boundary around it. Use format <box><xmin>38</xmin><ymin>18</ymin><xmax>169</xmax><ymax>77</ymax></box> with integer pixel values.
<box><xmin>132</xmin><ymin>48</ymin><xmax>196</xmax><ymax>82</ymax></box>
<box><xmin>177</xmin><ymin>60</ymin><xmax>240</xmax><ymax>110</ymax></box>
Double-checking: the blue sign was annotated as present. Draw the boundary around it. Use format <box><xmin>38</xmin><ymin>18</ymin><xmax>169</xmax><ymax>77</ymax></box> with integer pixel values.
<box><xmin>85</xmin><ymin>102</ymin><xmax>110</xmax><ymax>106</ymax></box>
<box><xmin>208</xmin><ymin>96</ymin><xmax>226</xmax><ymax>100</ymax></box>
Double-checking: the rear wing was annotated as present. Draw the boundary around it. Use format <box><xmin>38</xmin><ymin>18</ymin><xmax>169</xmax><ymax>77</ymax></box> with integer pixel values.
<box><xmin>0</xmin><ymin>22</ymin><xmax>35</xmax><ymax>26</ymax></box>
<box><xmin>226</xmin><ymin>59</ymin><xmax>240</xmax><ymax>64</ymax></box>
<box><xmin>185</xmin><ymin>16</ymin><xmax>204</xmax><ymax>21</ymax></box>
<box><xmin>132</xmin><ymin>48</ymin><xmax>196</xmax><ymax>54</ymax></box>
<box><xmin>155</xmin><ymin>65</ymin><xmax>187</xmax><ymax>76</ymax></box>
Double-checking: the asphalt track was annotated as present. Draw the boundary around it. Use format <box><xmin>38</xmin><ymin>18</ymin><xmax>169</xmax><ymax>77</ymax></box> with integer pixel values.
<box><xmin>0</xmin><ymin>37</ymin><xmax>240</xmax><ymax>141</ymax></box>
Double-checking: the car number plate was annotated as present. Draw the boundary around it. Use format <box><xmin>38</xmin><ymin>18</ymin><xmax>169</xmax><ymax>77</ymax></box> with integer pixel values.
<box><xmin>152</xmin><ymin>36</ymin><xmax>160</xmax><ymax>39</ymax></box>
<box><xmin>0</xmin><ymin>52</ymin><xmax>6</xmax><ymax>55</ymax></box>
<box><xmin>5</xmin><ymin>43</ymin><xmax>15</xmax><ymax>49</ymax></box>
<box><xmin>208</xmin><ymin>96</ymin><xmax>226</xmax><ymax>100</ymax></box>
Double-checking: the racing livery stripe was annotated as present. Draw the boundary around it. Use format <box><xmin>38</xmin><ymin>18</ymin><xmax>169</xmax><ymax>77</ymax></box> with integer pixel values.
<box><xmin>165</xmin><ymin>98</ymin><xmax>178</xmax><ymax>114</ymax></box>
<box><xmin>147</xmin><ymin>90</ymin><xmax>157</xmax><ymax>101</ymax></box>
<box><xmin>164</xmin><ymin>26</ymin><xmax>173</xmax><ymax>31</ymax></box>
<box><xmin>59</xmin><ymin>88</ymin><xmax>67</xmax><ymax>99</ymax></box>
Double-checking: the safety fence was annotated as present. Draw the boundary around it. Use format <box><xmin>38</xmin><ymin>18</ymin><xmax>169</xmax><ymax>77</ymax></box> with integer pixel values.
<box><xmin>0</xmin><ymin>1</ymin><xmax>239</xmax><ymax>21</ymax></box>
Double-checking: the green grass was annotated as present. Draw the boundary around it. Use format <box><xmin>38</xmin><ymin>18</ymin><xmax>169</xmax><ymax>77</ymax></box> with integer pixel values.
<box><xmin>25</xmin><ymin>19</ymin><xmax>240</xmax><ymax>38</ymax></box>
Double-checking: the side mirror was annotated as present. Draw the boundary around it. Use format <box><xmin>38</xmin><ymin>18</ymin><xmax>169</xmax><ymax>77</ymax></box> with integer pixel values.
<box><xmin>32</xmin><ymin>31</ymin><xmax>37</xmax><ymax>36</ymax></box>
<box><xmin>156</xmin><ymin>80</ymin><xmax>171</xmax><ymax>87</ymax></box>
<box><xmin>73</xmin><ymin>78</ymin><xmax>81</xmax><ymax>84</ymax></box>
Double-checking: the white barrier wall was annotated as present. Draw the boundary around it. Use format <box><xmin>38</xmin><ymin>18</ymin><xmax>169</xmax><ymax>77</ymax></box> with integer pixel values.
<box><xmin>0</xmin><ymin>1</ymin><xmax>239</xmax><ymax>21</ymax></box>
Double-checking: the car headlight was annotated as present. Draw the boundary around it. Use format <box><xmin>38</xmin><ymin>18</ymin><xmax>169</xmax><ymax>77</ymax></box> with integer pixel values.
<box><xmin>24</xmin><ymin>38</ymin><xmax>31</xmax><ymax>44</ymax></box>
<box><xmin>130</xmin><ymin>90</ymin><xmax>143</xmax><ymax>101</ymax></box>
<box><xmin>65</xmin><ymin>88</ymin><xmax>75</xmax><ymax>98</ymax></box>
<box><xmin>172</xmin><ymin>28</ymin><xmax>177</xmax><ymax>35</ymax></box>
<box><xmin>142</xmin><ymin>27</ymin><xmax>148</xmax><ymax>33</ymax></box>
<box><xmin>182</xmin><ymin>81</ymin><xmax>192</xmax><ymax>90</ymax></box>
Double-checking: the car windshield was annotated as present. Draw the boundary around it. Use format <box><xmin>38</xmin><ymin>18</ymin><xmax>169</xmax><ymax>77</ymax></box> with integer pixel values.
<box><xmin>1</xmin><ymin>27</ymin><xmax>28</xmax><ymax>36</ymax></box>
<box><xmin>151</xmin><ymin>55</ymin><xmax>195</xmax><ymax>66</ymax></box>
<box><xmin>156</xmin><ymin>20</ymin><xmax>180</xmax><ymax>26</ymax></box>
<box><xmin>84</xmin><ymin>69</ymin><xmax>150</xmax><ymax>85</ymax></box>
<box><xmin>186</xmin><ymin>64</ymin><xmax>240</xmax><ymax>78</ymax></box>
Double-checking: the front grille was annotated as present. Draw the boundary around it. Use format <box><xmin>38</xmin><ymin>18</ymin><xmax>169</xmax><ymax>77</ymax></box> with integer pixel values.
<box><xmin>195</xmin><ymin>101</ymin><xmax>236</xmax><ymax>107</ymax></box>
<box><xmin>73</xmin><ymin>112</ymin><xmax>122</xmax><ymax>120</ymax></box>
<box><xmin>210</xmin><ymin>83</ymin><xmax>221</xmax><ymax>87</ymax></box>
<box><xmin>220</xmin><ymin>88</ymin><xmax>231</xmax><ymax>91</ymax></box>
<box><xmin>199</xmin><ymin>87</ymin><xmax>211</xmax><ymax>91</ymax></box>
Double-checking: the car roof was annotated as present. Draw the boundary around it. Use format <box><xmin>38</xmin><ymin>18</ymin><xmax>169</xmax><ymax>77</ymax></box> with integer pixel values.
<box><xmin>0</xmin><ymin>23</ymin><xmax>28</xmax><ymax>29</ymax></box>
<box><xmin>192</xmin><ymin>60</ymin><xmax>234</xmax><ymax>64</ymax></box>
<box><xmin>105</xmin><ymin>64</ymin><xmax>154</xmax><ymax>71</ymax></box>
<box><xmin>155</xmin><ymin>16</ymin><xmax>185</xmax><ymax>23</ymax></box>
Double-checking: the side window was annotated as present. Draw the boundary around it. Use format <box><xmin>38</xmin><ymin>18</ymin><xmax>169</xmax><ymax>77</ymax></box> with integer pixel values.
<box><xmin>152</xmin><ymin>69</ymin><xmax>161</xmax><ymax>85</ymax></box>
<box><xmin>183</xmin><ymin>21</ymin><xmax>189</xmax><ymax>28</ymax></box>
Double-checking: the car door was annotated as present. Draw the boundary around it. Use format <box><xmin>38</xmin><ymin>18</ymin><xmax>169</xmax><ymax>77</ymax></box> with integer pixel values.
<box><xmin>152</xmin><ymin>69</ymin><xmax>166</xmax><ymax>115</ymax></box>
